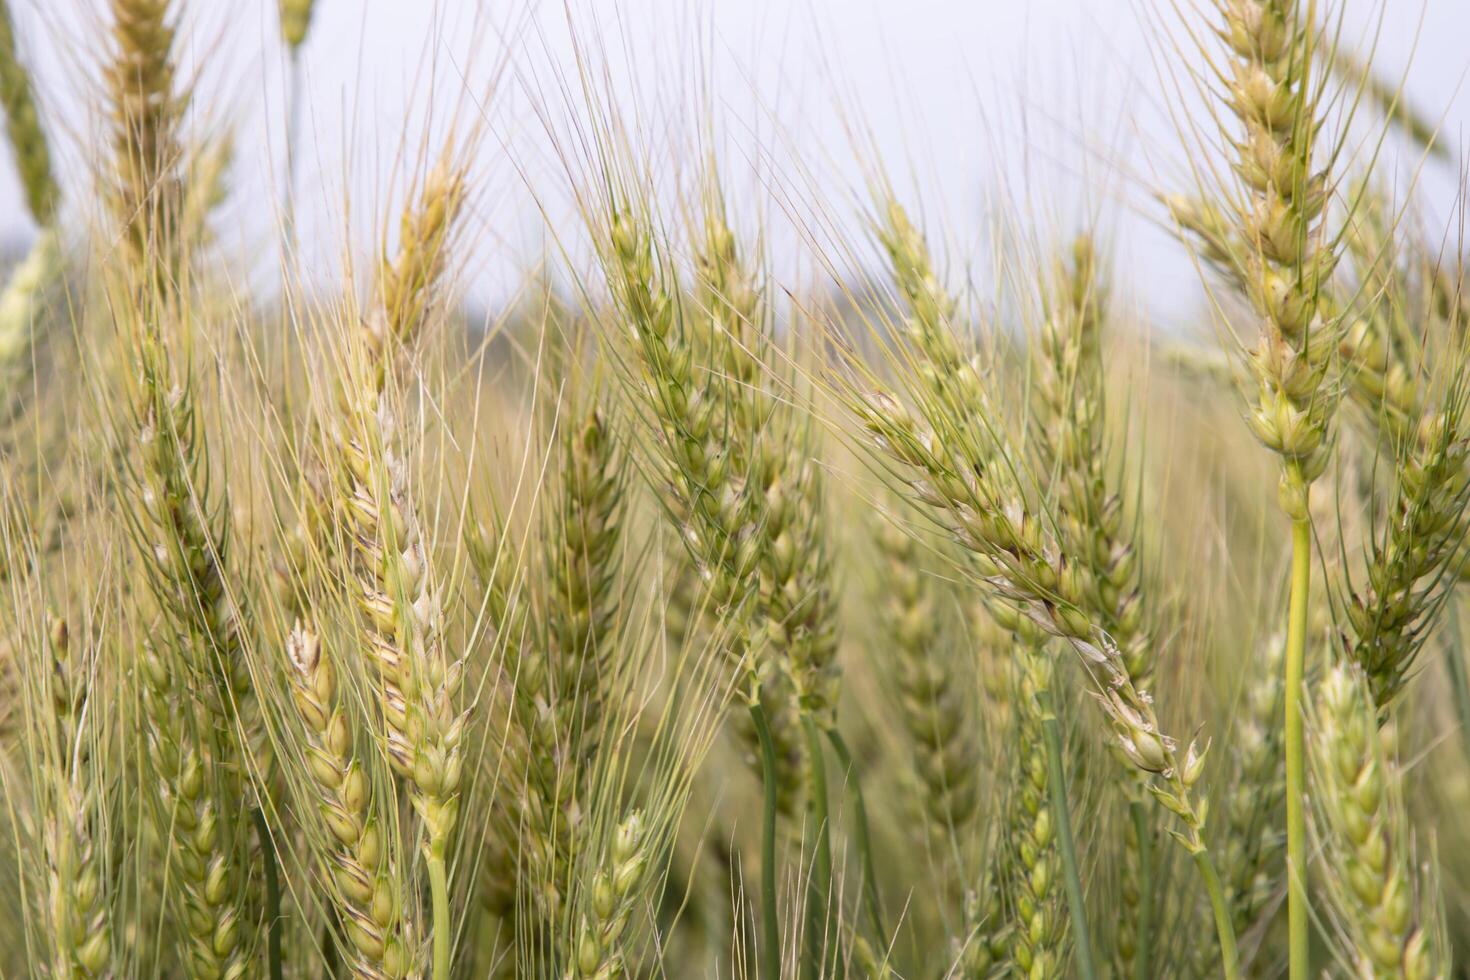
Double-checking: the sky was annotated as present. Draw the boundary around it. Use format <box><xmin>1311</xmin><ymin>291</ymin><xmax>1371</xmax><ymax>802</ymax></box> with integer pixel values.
<box><xmin>1</xmin><ymin>0</ymin><xmax>1466</xmax><ymax>326</ymax></box>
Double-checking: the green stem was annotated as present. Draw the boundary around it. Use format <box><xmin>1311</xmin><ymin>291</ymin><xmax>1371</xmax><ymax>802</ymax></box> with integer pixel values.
<box><xmin>252</xmin><ymin>807</ymin><xmax>283</xmax><ymax>980</ymax></box>
<box><xmin>321</xmin><ymin>911</ymin><xmax>342</xmax><ymax>979</ymax></box>
<box><xmin>1129</xmin><ymin>801</ymin><xmax>1153</xmax><ymax>980</ymax></box>
<box><xmin>428</xmin><ymin>836</ymin><xmax>451</xmax><ymax>980</ymax></box>
<box><xmin>1285</xmin><ymin>516</ymin><xmax>1311</xmax><ymax>979</ymax></box>
<box><xmin>1193</xmin><ymin>848</ymin><xmax>1241</xmax><ymax>980</ymax></box>
<box><xmin>801</xmin><ymin>715</ymin><xmax>835</xmax><ymax>980</ymax></box>
<box><xmin>826</xmin><ymin>729</ymin><xmax>886</xmax><ymax>944</ymax></box>
<box><xmin>1038</xmin><ymin>697</ymin><xmax>1095</xmax><ymax>980</ymax></box>
<box><xmin>748</xmin><ymin>701</ymin><xmax>782</xmax><ymax>980</ymax></box>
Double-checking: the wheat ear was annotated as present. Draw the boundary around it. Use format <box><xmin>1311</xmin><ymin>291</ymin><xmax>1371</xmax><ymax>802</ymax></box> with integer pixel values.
<box><xmin>1310</xmin><ymin>664</ymin><xmax>1443</xmax><ymax>978</ymax></box>
<box><xmin>997</xmin><ymin>616</ymin><xmax>1071</xmax><ymax>979</ymax></box>
<box><xmin>39</xmin><ymin>615</ymin><xmax>113</xmax><ymax>978</ymax></box>
<box><xmin>862</xmin><ymin>204</ymin><xmax>1235</xmax><ymax>975</ymax></box>
<box><xmin>278</xmin><ymin>0</ymin><xmax>316</xmax><ymax>49</ymax></box>
<box><xmin>1032</xmin><ymin>235</ymin><xmax>1158</xmax><ymax>978</ymax></box>
<box><xmin>1217</xmin><ymin>635</ymin><xmax>1287</xmax><ymax>956</ymax></box>
<box><xmin>286</xmin><ymin>624</ymin><xmax>416</xmax><ymax>979</ymax></box>
<box><xmin>138</xmin><ymin>635</ymin><xmax>256</xmax><ymax>979</ymax></box>
<box><xmin>0</xmin><ymin>0</ymin><xmax>57</xmax><ymax>225</ymax></box>
<box><xmin>873</xmin><ymin>518</ymin><xmax>980</xmax><ymax>860</ymax></box>
<box><xmin>565</xmin><ymin>810</ymin><xmax>649</xmax><ymax>980</ymax></box>
<box><xmin>106</xmin><ymin>0</ymin><xmax>185</xmax><ymax>284</ymax></box>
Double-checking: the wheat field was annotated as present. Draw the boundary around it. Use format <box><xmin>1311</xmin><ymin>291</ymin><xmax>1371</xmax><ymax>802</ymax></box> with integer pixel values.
<box><xmin>0</xmin><ymin>1</ymin><xmax>1467</xmax><ymax>978</ymax></box>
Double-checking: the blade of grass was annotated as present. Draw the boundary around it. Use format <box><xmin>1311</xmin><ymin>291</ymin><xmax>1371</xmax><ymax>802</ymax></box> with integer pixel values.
<box><xmin>749</xmin><ymin>700</ymin><xmax>782</xmax><ymax>980</ymax></box>
<box><xmin>827</xmin><ymin>729</ymin><xmax>885</xmax><ymax>945</ymax></box>
<box><xmin>1038</xmin><ymin>691</ymin><xmax>1095</xmax><ymax>980</ymax></box>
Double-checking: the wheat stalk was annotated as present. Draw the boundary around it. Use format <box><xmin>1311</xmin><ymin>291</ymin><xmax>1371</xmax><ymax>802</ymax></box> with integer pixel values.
<box><xmin>1186</xmin><ymin>4</ymin><xmax>1351</xmax><ymax>970</ymax></box>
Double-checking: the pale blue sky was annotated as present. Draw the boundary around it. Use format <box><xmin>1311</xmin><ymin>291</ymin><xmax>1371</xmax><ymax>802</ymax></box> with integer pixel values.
<box><xmin>1</xmin><ymin>0</ymin><xmax>1464</xmax><ymax>325</ymax></box>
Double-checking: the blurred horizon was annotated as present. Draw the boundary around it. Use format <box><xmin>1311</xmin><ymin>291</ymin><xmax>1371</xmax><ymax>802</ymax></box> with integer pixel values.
<box><xmin>0</xmin><ymin>0</ymin><xmax>1464</xmax><ymax>329</ymax></box>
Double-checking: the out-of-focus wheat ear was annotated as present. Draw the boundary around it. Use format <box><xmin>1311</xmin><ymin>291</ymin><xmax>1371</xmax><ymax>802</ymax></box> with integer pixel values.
<box><xmin>546</xmin><ymin>407</ymin><xmax>624</xmax><ymax>767</ymax></box>
<box><xmin>0</xmin><ymin>0</ymin><xmax>63</xmax><ymax>414</ymax></box>
<box><xmin>285</xmin><ymin>624</ymin><xmax>417</xmax><ymax>979</ymax></box>
<box><xmin>1326</xmin><ymin>37</ymin><xmax>1446</xmax><ymax>161</ymax></box>
<box><xmin>1309</xmin><ymin>664</ymin><xmax>1444</xmax><ymax>978</ymax></box>
<box><xmin>0</xmin><ymin>0</ymin><xmax>57</xmax><ymax>225</ymax></box>
<box><xmin>1215</xmin><ymin>634</ymin><xmax>1286</xmax><ymax>960</ymax></box>
<box><xmin>0</xmin><ymin>227</ymin><xmax>63</xmax><ymax>397</ymax></box>
<box><xmin>373</xmin><ymin>153</ymin><xmax>468</xmax><ymax>358</ymax></box>
<box><xmin>278</xmin><ymin>0</ymin><xmax>316</xmax><ymax>49</ymax></box>
<box><xmin>758</xmin><ymin>435</ymin><xmax>842</xmax><ymax>732</ymax></box>
<box><xmin>850</xmin><ymin>932</ymin><xmax>897</xmax><ymax>979</ymax></box>
<box><xmin>40</xmin><ymin>615</ymin><xmax>114</xmax><ymax>978</ymax></box>
<box><xmin>1336</xmin><ymin>179</ymin><xmax>1436</xmax><ymax>444</ymax></box>
<box><xmin>503</xmin><ymin>401</ymin><xmax>626</xmax><ymax>929</ymax></box>
<box><xmin>181</xmin><ymin>129</ymin><xmax>233</xmax><ymax>248</ymax></box>
<box><xmin>873</xmin><ymin>516</ymin><xmax>980</xmax><ymax>861</ymax></box>
<box><xmin>105</xmin><ymin>0</ymin><xmax>186</xmax><ymax>286</ymax></box>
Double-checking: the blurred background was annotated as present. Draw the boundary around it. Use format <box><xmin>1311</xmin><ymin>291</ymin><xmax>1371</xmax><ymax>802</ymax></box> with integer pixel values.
<box><xmin>0</xmin><ymin>0</ymin><xmax>1464</xmax><ymax>326</ymax></box>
